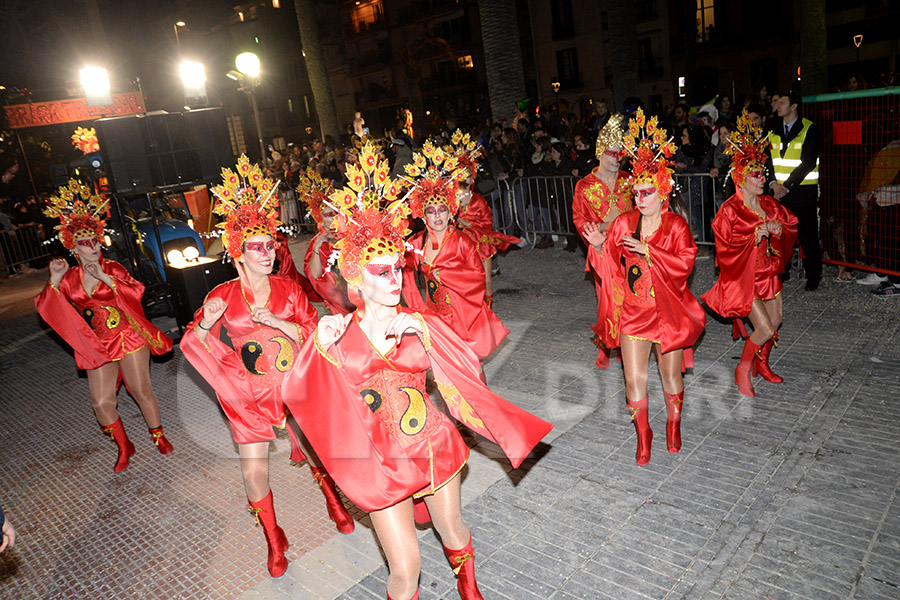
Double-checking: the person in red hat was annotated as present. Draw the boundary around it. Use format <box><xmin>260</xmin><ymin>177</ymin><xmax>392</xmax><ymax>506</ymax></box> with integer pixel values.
<box><xmin>590</xmin><ymin>109</ymin><xmax>706</xmax><ymax>466</ymax></box>
<box><xmin>702</xmin><ymin>111</ymin><xmax>798</xmax><ymax>397</ymax></box>
<box><xmin>35</xmin><ymin>179</ymin><xmax>174</xmax><ymax>473</ymax></box>
<box><xmin>281</xmin><ymin>141</ymin><xmax>552</xmax><ymax>600</ymax></box>
<box><xmin>180</xmin><ymin>156</ymin><xmax>354</xmax><ymax>578</ymax></box>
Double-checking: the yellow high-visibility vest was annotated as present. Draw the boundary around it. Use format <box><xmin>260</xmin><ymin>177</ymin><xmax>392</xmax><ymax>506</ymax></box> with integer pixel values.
<box><xmin>769</xmin><ymin>118</ymin><xmax>819</xmax><ymax>186</ymax></box>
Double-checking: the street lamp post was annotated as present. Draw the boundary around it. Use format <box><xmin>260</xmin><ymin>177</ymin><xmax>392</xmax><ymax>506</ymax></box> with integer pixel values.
<box><xmin>550</xmin><ymin>79</ymin><xmax>561</xmax><ymax>119</ymax></box>
<box><xmin>235</xmin><ymin>52</ymin><xmax>267</xmax><ymax>170</ymax></box>
<box><xmin>173</xmin><ymin>21</ymin><xmax>186</xmax><ymax>54</ymax></box>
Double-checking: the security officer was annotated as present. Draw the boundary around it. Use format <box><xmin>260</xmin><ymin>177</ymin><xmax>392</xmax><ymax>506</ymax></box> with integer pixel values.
<box><xmin>769</xmin><ymin>90</ymin><xmax>822</xmax><ymax>290</ymax></box>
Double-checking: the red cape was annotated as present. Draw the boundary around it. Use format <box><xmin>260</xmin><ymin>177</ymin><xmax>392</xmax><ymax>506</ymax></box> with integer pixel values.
<box><xmin>280</xmin><ymin>307</ymin><xmax>553</xmax><ymax>512</ymax></box>
<box><xmin>458</xmin><ymin>193</ymin><xmax>520</xmax><ymax>260</ymax></box>
<box><xmin>275</xmin><ymin>232</ymin><xmax>322</xmax><ymax>302</ymax></box>
<box><xmin>590</xmin><ymin>210</ymin><xmax>706</xmax><ymax>363</ymax></box>
<box><xmin>572</xmin><ymin>169</ymin><xmax>633</xmax><ymax>242</ymax></box>
<box><xmin>34</xmin><ymin>259</ymin><xmax>172</xmax><ymax>370</ymax></box>
<box><xmin>701</xmin><ymin>193</ymin><xmax>799</xmax><ymax>318</ymax></box>
<box><xmin>303</xmin><ymin>233</ymin><xmax>356</xmax><ymax>316</ymax></box>
<box><xmin>403</xmin><ymin>228</ymin><xmax>509</xmax><ymax>359</ymax></box>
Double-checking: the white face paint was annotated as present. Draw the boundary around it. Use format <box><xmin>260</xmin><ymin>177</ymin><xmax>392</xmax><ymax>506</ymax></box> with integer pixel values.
<box><xmin>358</xmin><ymin>253</ymin><xmax>403</xmax><ymax>308</ymax></box>
<box><xmin>240</xmin><ymin>234</ymin><xmax>276</xmax><ymax>276</ymax></box>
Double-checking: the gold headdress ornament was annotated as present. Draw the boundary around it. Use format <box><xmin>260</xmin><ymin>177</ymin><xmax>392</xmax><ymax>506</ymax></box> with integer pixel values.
<box><xmin>595</xmin><ymin>113</ymin><xmax>625</xmax><ymax>159</ymax></box>
<box><xmin>71</xmin><ymin>127</ymin><xmax>100</xmax><ymax>155</ymax></box>
<box><xmin>326</xmin><ymin>140</ymin><xmax>410</xmax><ymax>287</ymax></box>
<box><xmin>209</xmin><ymin>154</ymin><xmax>281</xmax><ymax>259</ymax></box>
<box><xmin>43</xmin><ymin>178</ymin><xmax>109</xmax><ymax>249</ymax></box>
<box><xmin>295</xmin><ymin>166</ymin><xmax>334</xmax><ymax>227</ymax></box>
<box><xmin>726</xmin><ymin>110</ymin><xmax>771</xmax><ymax>187</ymax></box>
<box><xmin>445</xmin><ymin>129</ymin><xmax>482</xmax><ymax>182</ymax></box>
<box><xmin>402</xmin><ymin>138</ymin><xmax>467</xmax><ymax>218</ymax></box>
<box><xmin>623</xmin><ymin>108</ymin><xmax>678</xmax><ymax>199</ymax></box>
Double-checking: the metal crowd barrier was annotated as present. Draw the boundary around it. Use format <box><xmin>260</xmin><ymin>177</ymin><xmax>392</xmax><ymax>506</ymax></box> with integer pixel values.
<box><xmin>0</xmin><ymin>224</ymin><xmax>49</xmax><ymax>274</ymax></box>
<box><xmin>488</xmin><ymin>173</ymin><xmax>722</xmax><ymax>247</ymax></box>
<box><xmin>278</xmin><ymin>191</ymin><xmax>317</xmax><ymax>232</ymax></box>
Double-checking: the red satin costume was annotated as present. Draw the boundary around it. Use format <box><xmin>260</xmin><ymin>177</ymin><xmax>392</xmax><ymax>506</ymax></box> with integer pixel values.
<box><xmin>180</xmin><ymin>275</ymin><xmax>318</xmax><ymax>444</ymax></box>
<box><xmin>702</xmin><ymin>193</ymin><xmax>799</xmax><ymax>318</ymax></box>
<box><xmin>457</xmin><ymin>192</ymin><xmax>520</xmax><ymax>261</ymax></box>
<box><xmin>591</xmin><ymin>210</ymin><xmax>706</xmax><ymax>364</ymax></box>
<box><xmin>573</xmin><ymin>169</ymin><xmax>633</xmax><ymax>368</ymax></box>
<box><xmin>275</xmin><ymin>232</ymin><xmax>321</xmax><ymax>303</ymax></box>
<box><xmin>303</xmin><ymin>233</ymin><xmax>356</xmax><ymax>315</ymax></box>
<box><xmin>281</xmin><ymin>307</ymin><xmax>553</xmax><ymax>513</ymax></box>
<box><xmin>35</xmin><ymin>259</ymin><xmax>172</xmax><ymax>369</ymax></box>
<box><xmin>403</xmin><ymin>228</ymin><xmax>509</xmax><ymax>360</ymax></box>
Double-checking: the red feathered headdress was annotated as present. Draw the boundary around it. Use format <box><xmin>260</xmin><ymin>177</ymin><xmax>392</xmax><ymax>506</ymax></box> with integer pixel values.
<box><xmin>624</xmin><ymin>108</ymin><xmax>678</xmax><ymax>201</ymax></box>
<box><xmin>295</xmin><ymin>166</ymin><xmax>334</xmax><ymax>228</ymax></box>
<box><xmin>726</xmin><ymin>110</ymin><xmax>771</xmax><ymax>187</ymax></box>
<box><xmin>329</xmin><ymin>140</ymin><xmax>409</xmax><ymax>287</ymax></box>
<box><xmin>43</xmin><ymin>178</ymin><xmax>109</xmax><ymax>249</ymax></box>
<box><xmin>210</xmin><ymin>155</ymin><xmax>281</xmax><ymax>259</ymax></box>
<box><xmin>403</xmin><ymin>139</ymin><xmax>465</xmax><ymax>218</ymax></box>
<box><xmin>446</xmin><ymin>129</ymin><xmax>482</xmax><ymax>181</ymax></box>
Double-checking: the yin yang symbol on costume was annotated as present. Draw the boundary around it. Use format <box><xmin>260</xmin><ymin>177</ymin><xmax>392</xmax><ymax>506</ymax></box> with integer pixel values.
<box><xmin>426</xmin><ymin>279</ymin><xmax>440</xmax><ymax>303</ymax></box>
<box><xmin>627</xmin><ymin>264</ymin><xmax>642</xmax><ymax>295</ymax></box>
<box><xmin>241</xmin><ymin>340</ymin><xmax>266</xmax><ymax>375</ymax></box>
<box><xmin>398</xmin><ymin>386</ymin><xmax>427</xmax><ymax>435</ymax></box>
<box><xmin>82</xmin><ymin>307</ymin><xmax>95</xmax><ymax>327</ymax></box>
<box><xmin>102</xmin><ymin>306</ymin><xmax>121</xmax><ymax>329</ymax></box>
<box><xmin>361</xmin><ymin>388</ymin><xmax>383</xmax><ymax>413</ymax></box>
<box><xmin>269</xmin><ymin>336</ymin><xmax>294</xmax><ymax>372</ymax></box>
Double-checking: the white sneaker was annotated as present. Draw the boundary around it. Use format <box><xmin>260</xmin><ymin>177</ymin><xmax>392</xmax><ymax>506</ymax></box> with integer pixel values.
<box><xmin>856</xmin><ymin>272</ymin><xmax>889</xmax><ymax>286</ymax></box>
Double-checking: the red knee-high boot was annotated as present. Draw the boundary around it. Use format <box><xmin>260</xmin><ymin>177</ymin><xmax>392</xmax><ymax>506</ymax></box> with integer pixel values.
<box><xmin>247</xmin><ymin>489</ymin><xmax>289</xmax><ymax>577</ymax></box>
<box><xmin>626</xmin><ymin>395</ymin><xmax>653</xmax><ymax>466</ymax></box>
<box><xmin>444</xmin><ymin>535</ymin><xmax>484</xmax><ymax>600</ymax></box>
<box><xmin>735</xmin><ymin>339</ymin><xmax>762</xmax><ymax>397</ymax></box>
<box><xmin>752</xmin><ymin>338</ymin><xmax>783</xmax><ymax>383</ymax></box>
<box><xmin>664</xmin><ymin>391</ymin><xmax>684</xmax><ymax>453</ymax></box>
<box><xmin>310</xmin><ymin>466</ymin><xmax>355</xmax><ymax>534</ymax></box>
<box><xmin>387</xmin><ymin>591</ymin><xmax>419</xmax><ymax>600</ymax></box>
<box><xmin>102</xmin><ymin>417</ymin><xmax>135</xmax><ymax>473</ymax></box>
<box><xmin>148</xmin><ymin>426</ymin><xmax>174</xmax><ymax>454</ymax></box>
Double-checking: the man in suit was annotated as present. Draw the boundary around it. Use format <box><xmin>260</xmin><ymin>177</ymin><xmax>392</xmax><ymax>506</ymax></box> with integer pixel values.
<box><xmin>769</xmin><ymin>90</ymin><xmax>822</xmax><ymax>290</ymax></box>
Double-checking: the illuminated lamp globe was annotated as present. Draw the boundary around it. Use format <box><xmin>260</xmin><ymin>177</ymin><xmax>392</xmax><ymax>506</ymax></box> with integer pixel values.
<box><xmin>235</xmin><ymin>52</ymin><xmax>260</xmax><ymax>77</ymax></box>
<box><xmin>183</xmin><ymin>246</ymin><xmax>200</xmax><ymax>261</ymax></box>
<box><xmin>167</xmin><ymin>249</ymin><xmax>185</xmax><ymax>265</ymax></box>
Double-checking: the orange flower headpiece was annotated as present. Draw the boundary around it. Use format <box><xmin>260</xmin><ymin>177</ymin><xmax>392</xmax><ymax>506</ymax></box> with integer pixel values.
<box><xmin>210</xmin><ymin>154</ymin><xmax>281</xmax><ymax>259</ymax></box>
<box><xmin>623</xmin><ymin>108</ymin><xmax>678</xmax><ymax>199</ymax></box>
<box><xmin>595</xmin><ymin>113</ymin><xmax>625</xmax><ymax>158</ymax></box>
<box><xmin>71</xmin><ymin>127</ymin><xmax>100</xmax><ymax>155</ymax></box>
<box><xmin>445</xmin><ymin>129</ymin><xmax>482</xmax><ymax>181</ymax></box>
<box><xmin>295</xmin><ymin>166</ymin><xmax>334</xmax><ymax>227</ymax></box>
<box><xmin>403</xmin><ymin>139</ymin><xmax>465</xmax><ymax>218</ymax></box>
<box><xmin>726</xmin><ymin>110</ymin><xmax>771</xmax><ymax>187</ymax></box>
<box><xmin>328</xmin><ymin>140</ymin><xmax>409</xmax><ymax>287</ymax></box>
<box><xmin>44</xmin><ymin>178</ymin><xmax>109</xmax><ymax>249</ymax></box>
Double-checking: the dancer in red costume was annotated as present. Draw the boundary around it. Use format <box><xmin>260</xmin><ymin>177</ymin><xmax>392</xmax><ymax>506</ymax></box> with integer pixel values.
<box><xmin>449</xmin><ymin>131</ymin><xmax>520</xmax><ymax>306</ymax></box>
<box><xmin>591</xmin><ymin>109</ymin><xmax>706</xmax><ymax>465</ymax></box>
<box><xmin>402</xmin><ymin>138</ymin><xmax>510</xmax><ymax>361</ymax></box>
<box><xmin>281</xmin><ymin>141</ymin><xmax>553</xmax><ymax>600</ymax></box>
<box><xmin>274</xmin><ymin>231</ymin><xmax>321</xmax><ymax>303</ymax></box>
<box><xmin>180</xmin><ymin>157</ymin><xmax>354</xmax><ymax>579</ymax></box>
<box><xmin>702</xmin><ymin>111</ymin><xmax>798</xmax><ymax>397</ymax></box>
<box><xmin>34</xmin><ymin>179</ymin><xmax>174</xmax><ymax>473</ymax></box>
<box><xmin>297</xmin><ymin>167</ymin><xmax>356</xmax><ymax>315</ymax></box>
<box><xmin>573</xmin><ymin>114</ymin><xmax>633</xmax><ymax>368</ymax></box>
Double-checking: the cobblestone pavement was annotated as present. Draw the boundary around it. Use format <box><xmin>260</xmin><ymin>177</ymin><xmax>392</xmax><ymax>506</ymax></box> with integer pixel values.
<box><xmin>1</xmin><ymin>237</ymin><xmax>898</xmax><ymax>600</ymax></box>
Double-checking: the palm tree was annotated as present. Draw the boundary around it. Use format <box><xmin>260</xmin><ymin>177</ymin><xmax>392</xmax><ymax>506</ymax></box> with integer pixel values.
<box><xmin>477</xmin><ymin>0</ymin><xmax>527</xmax><ymax>125</ymax></box>
<box><xmin>604</xmin><ymin>0</ymin><xmax>640</xmax><ymax>112</ymax></box>
<box><xmin>799</xmin><ymin>0</ymin><xmax>827</xmax><ymax>95</ymax></box>
<box><xmin>293</xmin><ymin>0</ymin><xmax>340</xmax><ymax>141</ymax></box>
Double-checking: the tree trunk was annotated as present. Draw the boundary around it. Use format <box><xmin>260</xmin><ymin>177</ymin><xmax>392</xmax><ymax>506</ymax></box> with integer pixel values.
<box><xmin>478</xmin><ymin>0</ymin><xmax>527</xmax><ymax>125</ymax></box>
<box><xmin>294</xmin><ymin>0</ymin><xmax>340</xmax><ymax>142</ymax></box>
<box><xmin>605</xmin><ymin>0</ymin><xmax>640</xmax><ymax>112</ymax></box>
<box><xmin>799</xmin><ymin>0</ymin><xmax>827</xmax><ymax>95</ymax></box>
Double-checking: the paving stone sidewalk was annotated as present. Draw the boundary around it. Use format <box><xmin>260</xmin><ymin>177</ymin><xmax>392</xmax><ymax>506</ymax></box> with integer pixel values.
<box><xmin>1</xmin><ymin>239</ymin><xmax>898</xmax><ymax>600</ymax></box>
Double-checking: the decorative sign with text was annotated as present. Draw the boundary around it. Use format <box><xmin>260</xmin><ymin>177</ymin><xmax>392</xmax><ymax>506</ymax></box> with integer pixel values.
<box><xmin>4</xmin><ymin>91</ymin><xmax>145</xmax><ymax>129</ymax></box>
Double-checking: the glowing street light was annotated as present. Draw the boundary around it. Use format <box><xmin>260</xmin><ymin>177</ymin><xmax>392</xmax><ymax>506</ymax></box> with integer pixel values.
<box><xmin>174</xmin><ymin>21</ymin><xmax>187</xmax><ymax>53</ymax></box>
<box><xmin>234</xmin><ymin>52</ymin><xmax>267</xmax><ymax>168</ymax></box>
<box><xmin>80</xmin><ymin>66</ymin><xmax>111</xmax><ymax>107</ymax></box>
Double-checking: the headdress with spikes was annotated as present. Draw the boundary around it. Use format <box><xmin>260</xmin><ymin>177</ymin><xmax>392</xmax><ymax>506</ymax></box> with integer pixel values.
<box><xmin>403</xmin><ymin>139</ymin><xmax>466</xmax><ymax>218</ymax></box>
<box><xmin>210</xmin><ymin>154</ymin><xmax>281</xmax><ymax>259</ymax></box>
<box><xmin>726</xmin><ymin>110</ymin><xmax>771</xmax><ymax>187</ymax></box>
<box><xmin>595</xmin><ymin>113</ymin><xmax>626</xmax><ymax>159</ymax></box>
<box><xmin>43</xmin><ymin>178</ymin><xmax>109</xmax><ymax>249</ymax></box>
<box><xmin>623</xmin><ymin>108</ymin><xmax>678</xmax><ymax>200</ymax></box>
<box><xmin>445</xmin><ymin>129</ymin><xmax>482</xmax><ymax>181</ymax></box>
<box><xmin>327</xmin><ymin>140</ymin><xmax>410</xmax><ymax>287</ymax></box>
<box><xmin>295</xmin><ymin>166</ymin><xmax>335</xmax><ymax>228</ymax></box>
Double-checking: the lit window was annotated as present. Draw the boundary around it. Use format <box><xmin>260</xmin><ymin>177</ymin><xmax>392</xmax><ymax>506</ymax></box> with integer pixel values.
<box><xmin>272</xmin><ymin>0</ymin><xmax>280</xmax><ymax>7</ymax></box>
<box><xmin>238</xmin><ymin>11</ymin><xmax>244</xmax><ymax>22</ymax></box>
<box><xmin>457</xmin><ymin>55</ymin><xmax>474</xmax><ymax>70</ymax></box>
<box><xmin>351</xmin><ymin>1</ymin><xmax>383</xmax><ymax>33</ymax></box>
<box><xmin>696</xmin><ymin>0</ymin><xmax>714</xmax><ymax>42</ymax></box>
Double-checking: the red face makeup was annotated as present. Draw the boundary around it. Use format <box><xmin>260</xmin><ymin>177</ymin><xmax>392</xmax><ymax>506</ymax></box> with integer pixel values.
<box><xmin>603</xmin><ymin>149</ymin><xmax>625</xmax><ymax>160</ymax></box>
<box><xmin>364</xmin><ymin>260</ymin><xmax>403</xmax><ymax>291</ymax></box>
<box><xmin>76</xmin><ymin>238</ymin><xmax>101</xmax><ymax>249</ymax></box>
<box><xmin>747</xmin><ymin>170</ymin><xmax>764</xmax><ymax>180</ymax></box>
<box><xmin>245</xmin><ymin>240</ymin><xmax>277</xmax><ymax>255</ymax></box>
<box><xmin>424</xmin><ymin>205</ymin><xmax>449</xmax><ymax>217</ymax></box>
<box><xmin>634</xmin><ymin>186</ymin><xmax>657</xmax><ymax>201</ymax></box>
